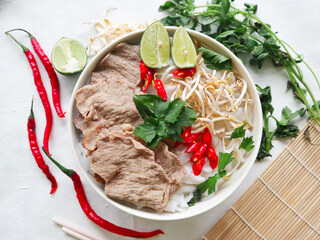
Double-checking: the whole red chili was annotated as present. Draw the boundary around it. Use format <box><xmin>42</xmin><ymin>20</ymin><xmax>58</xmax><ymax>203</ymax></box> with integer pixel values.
<box><xmin>7</xmin><ymin>28</ymin><xmax>65</xmax><ymax>118</ymax></box>
<box><xmin>192</xmin><ymin>156</ymin><xmax>206</xmax><ymax>176</ymax></box>
<box><xmin>190</xmin><ymin>144</ymin><xmax>207</xmax><ymax>163</ymax></box>
<box><xmin>208</xmin><ymin>146</ymin><xmax>219</xmax><ymax>170</ymax></box>
<box><xmin>173</xmin><ymin>67</ymin><xmax>197</xmax><ymax>78</ymax></box>
<box><xmin>140</xmin><ymin>60</ymin><xmax>154</xmax><ymax>92</ymax></box>
<box><xmin>6</xmin><ymin>32</ymin><xmax>52</xmax><ymax>154</ymax></box>
<box><xmin>154</xmin><ymin>78</ymin><xmax>167</xmax><ymax>101</ymax></box>
<box><xmin>42</xmin><ymin>148</ymin><xmax>164</xmax><ymax>238</ymax></box>
<box><xmin>28</xmin><ymin>98</ymin><xmax>57</xmax><ymax>194</ymax></box>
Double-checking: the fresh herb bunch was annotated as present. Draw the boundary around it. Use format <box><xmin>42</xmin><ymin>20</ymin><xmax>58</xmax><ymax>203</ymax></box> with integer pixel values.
<box><xmin>133</xmin><ymin>94</ymin><xmax>197</xmax><ymax>149</ymax></box>
<box><xmin>188</xmin><ymin>124</ymin><xmax>254</xmax><ymax>206</ymax></box>
<box><xmin>159</xmin><ymin>0</ymin><xmax>320</xmax><ymax>159</ymax></box>
<box><xmin>256</xmin><ymin>85</ymin><xmax>304</xmax><ymax>159</ymax></box>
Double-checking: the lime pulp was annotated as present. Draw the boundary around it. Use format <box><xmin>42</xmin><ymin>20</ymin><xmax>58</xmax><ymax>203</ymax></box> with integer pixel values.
<box><xmin>51</xmin><ymin>37</ymin><xmax>87</xmax><ymax>75</ymax></box>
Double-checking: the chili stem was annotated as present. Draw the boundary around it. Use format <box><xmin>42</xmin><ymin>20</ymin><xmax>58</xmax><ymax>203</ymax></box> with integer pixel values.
<box><xmin>5</xmin><ymin>32</ymin><xmax>28</xmax><ymax>52</ymax></box>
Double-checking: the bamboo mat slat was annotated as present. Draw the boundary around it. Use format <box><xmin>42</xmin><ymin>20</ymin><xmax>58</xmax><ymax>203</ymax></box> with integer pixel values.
<box><xmin>204</xmin><ymin>121</ymin><xmax>320</xmax><ymax>240</ymax></box>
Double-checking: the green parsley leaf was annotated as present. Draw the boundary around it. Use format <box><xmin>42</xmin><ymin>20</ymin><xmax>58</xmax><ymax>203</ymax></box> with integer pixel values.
<box><xmin>239</xmin><ymin>136</ymin><xmax>254</xmax><ymax>152</ymax></box>
<box><xmin>171</xmin><ymin>106</ymin><xmax>197</xmax><ymax>128</ymax></box>
<box><xmin>273</xmin><ymin>124</ymin><xmax>299</xmax><ymax>138</ymax></box>
<box><xmin>229</xmin><ymin>123</ymin><xmax>247</xmax><ymax>140</ymax></box>
<box><xmin>198</xmin><ymin>47</ymin><xmax>232</xmax><ymax>70</ymax></box>
<box><xmin>165</xmin><ymin>98</ymin><xmax>186</xmax><ymax>123</ymax></box>
<box><xmin>187</xmin><ymin>188</ymin><xmax>202</xmax><ymax>207</ymax></box>
<box><xmin>218</xmin><ymin>151</ymin><xmax>234</xmax><ymax>171</ymax></box>
<box><xmin>198</xmin><ymin>170</ymin><xmax>227</xmax><ymax>194</ymax></box>
<box><xmin>133</xmin><ymin>95</ymin><xmax>159</xmax><ymax>119</ymax></box>
<box><xmin>279</xmin><ymin>106</ymin><xmax>304</xmax><ymax>126</ymax></box>
<box><xmin>133</xmin><ymin>118</ymin><xmax>158</xmax><ymax>143</ymax></box>
<box><xmin>133</xmin><ymin>95</ymin><xmax>197</xmax><ymax>149</ymax></box>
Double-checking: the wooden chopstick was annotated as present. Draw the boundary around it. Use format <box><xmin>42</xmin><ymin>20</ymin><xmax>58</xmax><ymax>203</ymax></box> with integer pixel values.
<box><xmin>53</xmin><ymin>217</ymin><xmax>107</xmax><ymax>240</ymax></box>
<box><xmin>62</xmin><ymin>227</ymin><xmax>92</xmax><ymax>240</ymax></box>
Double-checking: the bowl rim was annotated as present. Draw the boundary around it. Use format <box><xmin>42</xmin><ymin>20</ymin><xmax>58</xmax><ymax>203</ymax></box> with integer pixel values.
<box><xmin>68</xmin><ymin>26</ymin><xmax>263</xmax><ymax>221</ymax></box>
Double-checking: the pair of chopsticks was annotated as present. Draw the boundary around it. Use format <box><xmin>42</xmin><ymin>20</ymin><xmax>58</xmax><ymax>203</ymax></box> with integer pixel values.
<box><xmin>53</xmin><ymin>217</ymin><xmax>107</xmax><ymax>240</ymax></box>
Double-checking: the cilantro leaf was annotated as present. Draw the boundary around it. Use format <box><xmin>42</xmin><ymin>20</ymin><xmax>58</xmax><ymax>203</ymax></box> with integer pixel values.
<box><xmin>198</xmin><ymin>47</ymin><xmax>232</xmax><ymax>70</ymax></box>
<box><xmin>279</xmin><ymin>106</ymin><xmax>304</xmax><ymax>126</ymax></box>
<box><xmin>198</xmin><ymin>170</ymin><xmax>227</xmax><ymax>194</ymax></box>
<box><xmin>239</xmin><ymin>136</ymin><xmax>254</xmax><ymax>152</ymax></box>
<box><xmin>187</xmin><ymin>188</ymin><xmax>201</xmax><ymax>207</ymax></box>
<box><xmin>188</xmin><ymin>151</ymin><xmax>234</xmax><ymax>206</ymax></box>
<box><xmin>133</xmin><ymin>95</ymin><xmax>197</xmax><ymax>149</ymax></box>
<box><xmin>133</xmin><ymin>118</ymin><xmax>158</xmax><ymax>143</ymax></box>
<box><xmin>229</xmin><ymin>123</ymin><xmax>247</xmax><ymax>140</ymax></box>
<box><xmin>171</xmin><ymin>106</ymin><xmax>197</xmax><ymax>128</ymax></box>
<box><xmin>165</xmin><ymin>98</ymin><xmax>186</xmax><ymax>123</ymax></box>
<box><xmin>133</xmin><ymin>95</ymin><xmax>159</xmax><ymax>119</ymax></box>
<box><xmin>274</xmin><ymin>124</ymin><xmax>299</xmax><ymax>138</ymax></box>
<box><xmin>218</xmin><ymin>151</ymin><xmax>234</xmax><ymax>171</ymax></box>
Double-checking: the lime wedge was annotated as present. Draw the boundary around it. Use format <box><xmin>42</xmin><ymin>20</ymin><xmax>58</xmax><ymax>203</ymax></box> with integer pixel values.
<box><xmin>51</xmin><ymin>37</ymin><xmax>87</xmax><ymax>75</ymax></box>
<box><xmin>172</xmin><ymin>26</ymin><xmax>197</xmax><ymax>68</ymax></box>
<box><xmin>140</xmin><ymin>21</ymin><xmax>170</xmax><ymax>68</ymax></box>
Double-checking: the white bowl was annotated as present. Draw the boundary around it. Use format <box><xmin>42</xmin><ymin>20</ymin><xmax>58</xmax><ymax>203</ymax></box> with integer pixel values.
<box><xmin>68</xmin><ymin>27</ymin><xmax>263</xmax><ymax>221</ymax></box>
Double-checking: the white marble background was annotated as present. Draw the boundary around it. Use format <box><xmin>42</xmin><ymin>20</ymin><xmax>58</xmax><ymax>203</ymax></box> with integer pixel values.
<box><xmin>1</xmin><ymin>0</ymin><xmax>319</xmax><ymax>239</ymax></box>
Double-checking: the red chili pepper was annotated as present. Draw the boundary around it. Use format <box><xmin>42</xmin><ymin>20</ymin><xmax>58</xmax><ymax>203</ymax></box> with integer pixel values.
<box><xmin>192</xmin><ymin>156</ymin><xmax>206</xmax><ymax>176</ymax></box>
<box><xmin>173</xmin><ymin>67</ymin><xmax>197</xmax><ymax>78</ymax></box>
<box><xmin>190</xmin><ymin>144</ymin><xmax>207</xmax><ymax>162</ymax></box>
<box><xmin>42</xmin><ymin>148</ymin><xmax>164</xmax><ymax>238</ymax></box>
<box><xmin>185</xmin><ymin>141</ymin><xmax>202</xmax><ymax>153</ymax></box>
<box><xmin>140</xmin><ymin>60</ymin><xmax>155</xmax><ymax>92</ymax></box>
<box><xmin>202</xmin><ymin>128</ymin><xmax>212</xmax><ymax>146</ymax></box>
<box><xmin>28</xmin><ymin>98</ymin><xmax>57</xmax><ymax>194</ymax></box>
<box><xmin>208</xmin><ymin>146</ymin><xmax>219</xmax><ymax>170</ymax></box>
<box><xmin>7</xmin><ymin>29</ymin><xmax>65</xmax><ymax>118</ymax></box>
<box><xmin>6</xmin><ymin>32</ymin><xmax>53</xmax><ymax>155</ymax></box>
<box><xmin>154</xmin><ymin>78</ymin><xmax>167</xmax><ymax>101</ymax></box>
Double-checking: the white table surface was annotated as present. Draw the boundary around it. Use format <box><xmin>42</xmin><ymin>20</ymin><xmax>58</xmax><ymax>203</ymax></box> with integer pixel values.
<box><xmin>1</xmin><ymin>0</ymin><xmax>319</xmax><ymax>239</ymax></box>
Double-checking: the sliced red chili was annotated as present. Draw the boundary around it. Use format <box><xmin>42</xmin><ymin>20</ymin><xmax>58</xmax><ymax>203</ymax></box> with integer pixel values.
<box><xmin>154</xmin><ymin>78</ymin><xmax>167</xmax><ymax>101</ymax></box>
<box><xmin>208</xmin><ymin>146</ymin><xmax>218</xmax><ymax>170</ymax></box>
<box><xmin>192</xmin><ymin>156</ymin><xmax>206</xmax><ymax>176</ymax></box>
<box><xmin>185</xmin><ymin>141</ymin><xmax>202</xmax><ymax>153</ymax></box>
<box><xmin>140</xmin><ymin>60</ymin><xmax>155</xmax><ymax>92</ymax></box>
<box><xmin>42</xmin><ymin>149</ymin><xmax>164</xmax><ymax>238</ymax></box>
<box><xmin>173</xmin><ymin>67</ymin><xmax>197</xmax><ymax>78</ymax></box>
<box><xmin>190</xmin><ymin>144</ymin><xmax>207</xmax><ymax>162</ymax></box>
<box><xmin>175</xmin><ymin>127</ymin><xmax>202</xmax><ymax>147</ymax></box>
<box><xmin>140</xmin><ymin>60</ymin><xmax>148</xmax><ymax>80</ymax></box>
<box><xmin>202</xmin><ymin>127</ymin><xmax>212</xmax><ymax>146</ymax></box>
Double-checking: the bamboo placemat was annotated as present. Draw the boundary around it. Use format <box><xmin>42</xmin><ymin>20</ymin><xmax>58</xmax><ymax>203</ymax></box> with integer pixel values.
<box><xmin>204</xmin><ymin>121</ymin><xmax>320</xmax><ymax>240</ymax></box>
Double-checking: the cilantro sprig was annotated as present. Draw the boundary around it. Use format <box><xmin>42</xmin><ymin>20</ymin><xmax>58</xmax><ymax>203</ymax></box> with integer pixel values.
<box><xmin>133</xmin><ymin>95</ymin><xmax>197</xmax><ymax>149</ymax></box>
<box><xmin>256</xmin><ymin>85</ymin><xmax>304</xmax><ymax>160</ymax></box>
<box><xmin>188</xmin><ymin>124</ymin><xmax>254</xmax><ymax>206</ymax></box>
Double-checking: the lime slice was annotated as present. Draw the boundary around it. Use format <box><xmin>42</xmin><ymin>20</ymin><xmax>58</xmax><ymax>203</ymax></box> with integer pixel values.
<box><xmin>51</xmin><ymin>37</ymin><xmax>87</xmax><ymax>75</ymax></box>
<box><xmin>140</xmin><ymin>21</ymin><xmax>170</xmax><ymax>68</ymax></box>
<box><xmin>172</xmin><ymin>26</ymin><xmax>197</xmax><ymax>68</ymax></box>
